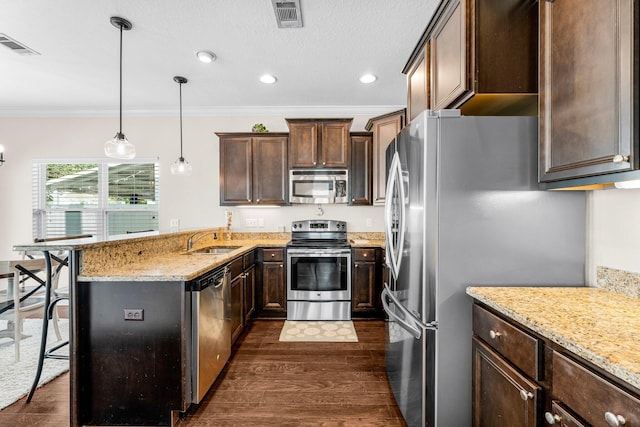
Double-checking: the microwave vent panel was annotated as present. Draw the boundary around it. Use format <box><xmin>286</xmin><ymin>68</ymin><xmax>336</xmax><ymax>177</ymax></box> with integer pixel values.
<box><xmin>271</xmin><ymin>0</ymin><xmax>303</xmax><ymax>28</ymax></box>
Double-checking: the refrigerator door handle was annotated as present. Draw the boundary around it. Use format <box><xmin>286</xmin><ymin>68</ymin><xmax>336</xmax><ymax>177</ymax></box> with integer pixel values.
<box><xmin>384</xmin><ymin>152</ymin><xmax>405</xmax><ymax>280</ymax></box>
<box><xmin>381</xmin><ymin>284</ymin><xmax>422</xmax><ymax>340</ymax></box>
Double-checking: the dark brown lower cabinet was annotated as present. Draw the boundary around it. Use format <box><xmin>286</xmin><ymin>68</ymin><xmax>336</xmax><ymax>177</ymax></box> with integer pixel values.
<box><xmin>472</xmin><ymin>337</ymin><xmax>540</xmax><ymax>427</ymax></box>
<box><xmin>229</xmin><ymin>270</ymin><xmax>243</xmax><ymax>344</ymax></box>
<box><xmin>351</xmin><ymin>248</ymin><xmax>382</xmax><ymax>317</ymax></box>
<box><xmin>243</xmin><ymin>264</ymin><xmax>255</xmax><ymax>322</ymax></box>
<box><xmin>472</xmin><ymin>302</ymin><xmax>640</xmax><ymax>427</ymax></box>
<box><xmin>256</xmin><ymin>248</ymin><xmax>286</xmax><ymax>317</ymax></box>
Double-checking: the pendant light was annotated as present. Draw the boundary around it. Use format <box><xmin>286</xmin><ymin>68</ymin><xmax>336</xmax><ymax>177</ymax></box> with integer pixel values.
<box><xmin>170</xmin><ymin>76</ymin><xmax>192</xmax><ymax>176</ymax></box>
<box><xmin>104</xmin><ymin>16</ymin><xmax>135</xmax><ymax>159</ymax></box>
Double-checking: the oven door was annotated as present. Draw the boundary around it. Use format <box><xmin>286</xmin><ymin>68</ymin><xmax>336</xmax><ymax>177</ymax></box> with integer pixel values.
<box><xmin>287</xmin><ymin>248</ymin><xmax>351</xmax><ymax>301</ymax></box>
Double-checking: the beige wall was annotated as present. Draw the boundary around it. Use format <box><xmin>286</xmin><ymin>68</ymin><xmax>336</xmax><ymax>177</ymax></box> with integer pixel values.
<box><xmin>587</xmin><ymin>189</ymin><xmax>640</xmax><ymax>285</ymax></box>
<box><xmin>0</xmin><ymin>113</ymin><xmax>385</xmax><ymax>260</ymax></box>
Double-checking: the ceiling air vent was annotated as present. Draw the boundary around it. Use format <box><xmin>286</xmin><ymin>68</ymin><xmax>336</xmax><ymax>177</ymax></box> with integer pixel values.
<box><xmin>271</xmin><ymin>0</ymin><xmax>303</xmax><ymax>28</ymax></box>
<box><xmin>0</xmin><ymin>33</ymin><xmax>40</xmax><ymax>55</ymax></box>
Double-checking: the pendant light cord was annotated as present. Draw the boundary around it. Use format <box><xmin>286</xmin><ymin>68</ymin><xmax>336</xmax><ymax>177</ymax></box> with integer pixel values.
<box><xmin>119</xmin><ymin>23</ymin><xmax>123</xmax><ymax>136</ymax></box>
<box><xmin>179</xmin><ymin>81</ymin><xmax>183</xmax><ymax>158</ymax></box>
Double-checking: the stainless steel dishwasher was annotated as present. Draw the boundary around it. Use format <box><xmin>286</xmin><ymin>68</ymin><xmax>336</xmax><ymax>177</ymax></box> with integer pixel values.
<box><xmin>191</xmin><ymin>265</ymin><xmax>231</xmax><ymax>403</ymax></box>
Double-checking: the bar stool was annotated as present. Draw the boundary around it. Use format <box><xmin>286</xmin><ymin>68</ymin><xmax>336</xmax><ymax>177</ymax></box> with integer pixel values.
<box><xmin>24</xmin><ymin>234</ymin><xmax>91</xmax><ymax>402</ymax></box>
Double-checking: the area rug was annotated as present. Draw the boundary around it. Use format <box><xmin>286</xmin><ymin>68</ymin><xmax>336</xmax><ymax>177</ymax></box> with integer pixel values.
<box><xmin>0</xmin><ymin>319</ymin><xmax>69</xmax><ymax>410</ymax></box>
<box><xmin>279</xmin><ymin>320</ymin><xmax>358</xmax><ymax>342</ymax></box>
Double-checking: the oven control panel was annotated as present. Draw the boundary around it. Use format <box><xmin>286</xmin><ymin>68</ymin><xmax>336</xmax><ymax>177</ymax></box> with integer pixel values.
<box><xmin>291</xmin><ymin>220</ymin><xmax>347</xmax><ymax>232</ymax></box>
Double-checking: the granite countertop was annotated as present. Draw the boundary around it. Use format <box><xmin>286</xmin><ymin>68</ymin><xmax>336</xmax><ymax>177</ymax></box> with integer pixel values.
<box><xmin>467</xmin><ymin>286</ymin><xmax>640</xmax><ymax>391</ymax></box>
<box><xmin>349</xmin><ymin>239</ymin><xmax>385</xmax><ymax>248</ymax></box>
<box><xmin>78</xmin><ymin>239</ymin><xmax>289</xmax><ymax>282</ymax></box>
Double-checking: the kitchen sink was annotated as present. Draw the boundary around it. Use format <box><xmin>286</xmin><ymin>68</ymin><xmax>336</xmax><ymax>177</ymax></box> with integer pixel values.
<box><xmin>189</xmin><ymin>246</ymin><xmax>241</xmax><ymax>255</ymax></box>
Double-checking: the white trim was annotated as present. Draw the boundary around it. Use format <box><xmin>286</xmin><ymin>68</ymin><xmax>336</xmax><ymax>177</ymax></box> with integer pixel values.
<box><xmin>0</xmin><ymin>105</ymin><xmax>406</xmax><ymax>118</ymax></box>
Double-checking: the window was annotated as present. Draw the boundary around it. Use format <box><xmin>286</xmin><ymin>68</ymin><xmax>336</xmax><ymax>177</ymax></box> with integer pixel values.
<box><xmin>32</xmin><ymin>158</ymin><xmax>160</xmax><ymax>240</ymax></box>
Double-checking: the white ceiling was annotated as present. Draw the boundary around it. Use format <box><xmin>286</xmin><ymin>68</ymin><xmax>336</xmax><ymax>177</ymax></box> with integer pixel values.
<box><xmin>0</xmin><ymin>0</ymin><xmax>439</xmax><ymax>116</ymax></box>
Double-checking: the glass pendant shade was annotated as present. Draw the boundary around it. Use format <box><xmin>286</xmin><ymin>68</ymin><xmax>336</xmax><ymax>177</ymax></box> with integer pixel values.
<box><xmin>104</xmin><ymin>132</ymin><xmax>136</xmax><ymax>159</ymax></box>
<box><xmin>171</xmin><ymin>76</ymin><xmax>191</xmax><ymax>176</ymax></box>
<box><xmin>105</xmin><ymin>17</ymin><xmax>135</xmax><ymax>160</ymax></box>
<box><xmin>171</xmin><ymin>156</ymin><xmax>192</xmax><ymax>176</ymax></box>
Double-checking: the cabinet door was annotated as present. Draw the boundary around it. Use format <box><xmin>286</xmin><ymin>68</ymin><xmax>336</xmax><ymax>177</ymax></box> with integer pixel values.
<box><xmin>370</xmin><ymin>111</ymin><xmax>404</xmax><ymax>206</ymax></box>
<box><xmin>352</xmin><ymin>261</ymin><xmax>376</xmax><ymax>312</ymax></box>
<box><xmin>407</xmin><ymin>46</ymin><xmax>429</xmax><ymax>121</ymax></box>
<box><xmin>288</xmin><ymin>122</ymin><xmax>318</xmax><ymax>168</ymax></box>
<box><xmin>472</xmin><ymin>338</ymin><xmax>540</xmax><ymax>427</ymax></box>
<box><xmin>243</xmin><ymin>265</ymin><xmax>255</xmax><ymax>322</ymax></box>
<box><xmin>230</xmin><ymin>273</ymin><xmax>243</xmax><ymax>344</ymax></box>
<box><xmin>431</xmin><ymin>0</ymin><xmax>468</xmax><ymax>110</ymax></box>
<box><xmin>539</xmin><ymin>0</ymin><xmax>636</xmax><ymax>182</ymax></box>
<box><xmin>321</xmin><ymin>122</ymin><xmax>350</xmax><ymax>168</ymax></box>
<box><xmin>220</xmin><ymin>137</ymin><xmax>252</xmax><ymax>205</ymax></box>
<box><xmin>349</xmin><ymin>134</ymin><xmax>372</xmax><ymax>205</ymax></box>
<box><xmin>262</xmin><ymin>262</ymin><xmax>286</xmax><ymax>311</ymax></box>
<box><xmin>252</xmin><ymin>136</ymin><xmax>288</xmax><ymax>205</ymax></box>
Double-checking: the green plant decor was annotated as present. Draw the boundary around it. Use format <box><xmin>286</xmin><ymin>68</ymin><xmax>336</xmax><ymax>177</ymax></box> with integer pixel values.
<box><xmin>252</xmin><ymin>123</ymin><xmax>269</xmax><ymax>133</ymax></box>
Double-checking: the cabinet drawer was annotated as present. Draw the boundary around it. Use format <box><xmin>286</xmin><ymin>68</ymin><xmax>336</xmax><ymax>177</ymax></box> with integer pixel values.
<box><xmin>263</xmin><ymin>248</ymin><xmax>284</xmax><ymax>262</ymax></box>
<box><xmin>546</xmin><ymin>401</ymin><xmax>587</xmax><ymax>427</ymax></box>
<box><xmin>243</xmin><ymin>250</ymin><xmax>255</xmax><ymax>269</ymax></box>
<box><xmin>553</xmin><ymin>351</ymin><xmax>640</xmax><ymax>427</ymax></box>
<box><xmin>353</xmin><ymin>248</ymin><xmax>376</xmax><ymax>262</ymax></box>
<box><xmin>473</xmin><ymin>304</ymin><xmax>540</xmax><ymax>380</ymax></box>
<box><xmin>229</xmin><ymin>257</ymin><xmax>243</xmax><ymax>279</ymax></box>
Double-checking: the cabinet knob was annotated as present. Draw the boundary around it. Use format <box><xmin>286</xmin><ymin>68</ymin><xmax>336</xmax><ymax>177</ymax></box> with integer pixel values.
<box><xmin>354</xmin><ymin>264</ymin><xmax>359</xmax><ymax>268</ymax></box>
<box><xmin>322</xmin><ymin>161</ymin><xmax>326</xmax><ymax>166</ymax></box>
<box><xmin>519</xmin><ymin>390</ymin><xmax>533</xmax><ymax>401</ymax></box>
<box><xmin>544</xmin><ymin>412</ymin><xmax>561</xmax><ymax>425</ymax></box>
<box><xmin>271</xmin><ymin>253</ymin><xmax>276</xmax><ymax>257</ymax></box>
<box><xmin>256</xmin><ymin>198</ymin><xmax>261</xmax><ymax>203</ymax></box>
<box><xmin>279</xmin><ymin>264</ymin><xmax>283</xmax><ymax>268</ymax></box>
<box><xmin>604</xmin><ymin>412</ymin><xmax>626</xmax><ymax>426</ymax></box>
<box><xmin>613</xmin><ymin>154</ymin><xmax>630</xmax><ymax>163</ymax></box>
<box><xmin>352</xmin><ymin>198</ymin><xmax>356</xmax><ymax>202</ymax></box>
<box><xmin>313</xmin><ymin>161</ymin><xmax>317</xmax><ymax>166</ymax></box>
<box><xmin>363</xmin><ymin>253</ymin><xmax>368</xmax><ymax>257</ymax></box>
<box><xmin>489</xmin><ymin>330</ymin><xmax>501</xmax><ymax>340</ymax></box>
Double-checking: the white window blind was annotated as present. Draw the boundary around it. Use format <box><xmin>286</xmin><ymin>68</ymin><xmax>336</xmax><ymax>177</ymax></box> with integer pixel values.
<box><xmin>32</xmin><ymin>159</ymin><xmax>160</xmax><ymax>240</ymax></box>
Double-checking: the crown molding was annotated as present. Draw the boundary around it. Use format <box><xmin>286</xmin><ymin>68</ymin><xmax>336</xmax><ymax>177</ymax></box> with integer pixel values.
<box><xmin>0</xmin><ymin>105</ymin><xmax>406</xmax><ymax>118</ymax></box>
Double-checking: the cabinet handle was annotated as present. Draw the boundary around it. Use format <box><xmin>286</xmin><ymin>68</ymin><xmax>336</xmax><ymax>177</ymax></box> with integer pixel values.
<box><xmin>613</xmin><ymin>154</ymin><xmax>630</xmax><ymax>163</ymax></box>
<box><xmin>519</xmin><ymin>390</ymin><xmax>533</xmax><ymax>401</ymax></box>
<box><xmin>604</xmin><ymin>412</ymin><xmax>626</xmax><ymax>426</ymax></box>
<box><xmin>489</xmin><ymin>330</ymin><xmax>501</xmax><ymax>339</ymax></box>
<box><xmin>544</xmin><ymin>412</ymin><xmax>561</xmax><ymax>425</ymax></box>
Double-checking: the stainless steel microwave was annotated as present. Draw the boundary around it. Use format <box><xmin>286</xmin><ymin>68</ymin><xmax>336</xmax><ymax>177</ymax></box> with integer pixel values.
<box><xmin>289</xmin><ymin>169</ymin><xmax>348</xmax><ymax>204</ymax></box>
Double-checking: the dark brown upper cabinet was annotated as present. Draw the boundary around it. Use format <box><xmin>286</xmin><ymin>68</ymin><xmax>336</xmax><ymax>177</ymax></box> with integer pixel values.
<box><xmin>218</xmin><ymin>133</ymin><xmax>288</xmax><ymax>206</ymax></box>
<box><xmin>286</xmin><ymin>118</ymin><xmax>353</xmax><ymax>168</ymax></box>
<box><xmin>404</xmin><ymin>0</ymin><xmax>538</xmax><ymax>117</ymax></box>
<box><xmin>365</xmin><ymin>109</ymin><xmax>406</xmax><ymax>206</ymax></box>
<box><xmin>539</xmin><ymin>0</ymin><xmax>638</xmax><ymax>183</ymax></box>
<box><xmin>349</xmin><ymin>132</ymin><xmax>373</xmax><ymax>205</ymax></box>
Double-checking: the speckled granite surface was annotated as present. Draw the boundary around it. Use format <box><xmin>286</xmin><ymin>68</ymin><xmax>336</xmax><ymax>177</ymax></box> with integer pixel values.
<box><xmin>466</xmin><ymin>286</ymin><xmax>640</xmax><ymax>390</ymax></box>
<box><xmin>78</xmin><ymin>239</ymin><xmax>290</xmax><ymax>282</ymax></box>
<box><xmin>348</xmin><ymin>232</ymin><xmax>385</xmax><ymax>248</ymax></box>
<box><xmin>597</xmin><ymin>266</ymin><xmax>640</xmax><ymax>298</ymax></box>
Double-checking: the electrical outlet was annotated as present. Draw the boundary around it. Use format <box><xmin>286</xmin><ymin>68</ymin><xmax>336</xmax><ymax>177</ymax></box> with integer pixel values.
<box><xmin>246</xmin><ymin>218</ymin><xmax>258</xmax><ymax>227</ymax></box>
<box><xmin>124</xmin><ymin>308</ymin><xmax>144</xmax><ymax>321</ymax></box>
<box><xmin>366</xmin><ymin>218</ymin><xmax>373</xmax><ymax>228</ymax></box>
<box><xmin>169</xmin><ymin>218</ymin><xmax>180</xmax><ymax>228</ymax></box>
<box><xmin>258</xmin><ymin>218</ymin><xmax>264</xmax><ymax>227</ymax></box>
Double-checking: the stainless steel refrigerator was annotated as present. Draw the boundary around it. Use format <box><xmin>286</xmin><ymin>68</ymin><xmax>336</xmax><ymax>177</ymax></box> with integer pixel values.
<box><xmin>382</xmin><ymin>110</ymin><xmax>585</xmax><ymax>427</ymax></box>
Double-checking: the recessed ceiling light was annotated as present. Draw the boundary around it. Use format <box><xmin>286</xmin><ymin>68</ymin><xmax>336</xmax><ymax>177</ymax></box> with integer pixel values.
<box><xmin>196</xmin><ymin>50</ymin><xmax>216</xmax><ymax>63</ymax></box>
<box><xmin>359</xmin><ymin>74</ymin><xmax>377</xmax><ymax>84</ymax></box>
<box><xmin>260</xmin><ymin>74</ymin><xmax>277</xmax><ymax>84</ymax></box>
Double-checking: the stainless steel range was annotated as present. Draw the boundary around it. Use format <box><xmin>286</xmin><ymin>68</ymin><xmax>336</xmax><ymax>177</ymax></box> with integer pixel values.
<box><xmin>286</xmin><ymin>220</ymin><xmax>351</xmax><ymax>320</ymax></box>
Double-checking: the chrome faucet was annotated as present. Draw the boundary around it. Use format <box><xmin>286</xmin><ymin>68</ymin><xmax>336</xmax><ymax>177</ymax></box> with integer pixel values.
<box><xmin>186</xmin><ymin>231</ymin><xmax>217</xmax><ymax>251</ymax></box>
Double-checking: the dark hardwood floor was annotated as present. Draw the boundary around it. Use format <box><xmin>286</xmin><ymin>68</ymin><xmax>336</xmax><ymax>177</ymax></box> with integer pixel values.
<box><xmin>0</xmin><ymin>320</ymin><xmax>406</xmax><ymax>427</ymax></box>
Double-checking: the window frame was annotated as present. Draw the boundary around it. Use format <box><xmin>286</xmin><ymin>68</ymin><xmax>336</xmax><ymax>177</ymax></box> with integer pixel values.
<box><xmin>32</xmin><ymin>157</ymin><xmax>160</xmax><ymax>240</ymax></box>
